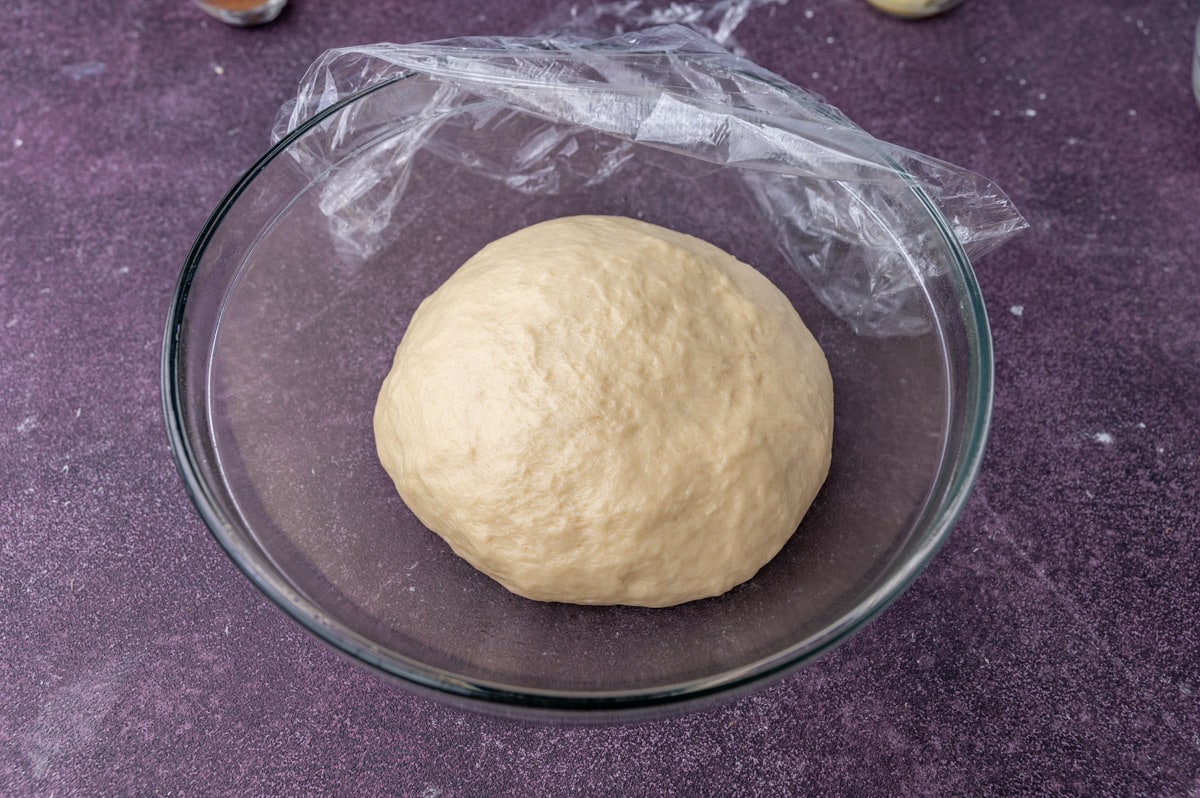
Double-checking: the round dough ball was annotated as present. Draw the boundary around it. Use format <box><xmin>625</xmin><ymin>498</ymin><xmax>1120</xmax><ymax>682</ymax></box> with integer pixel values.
<box><xmin>374</xmin><ymin>215</ymin><xmax>833</xmax><ymax>607</ymax></box>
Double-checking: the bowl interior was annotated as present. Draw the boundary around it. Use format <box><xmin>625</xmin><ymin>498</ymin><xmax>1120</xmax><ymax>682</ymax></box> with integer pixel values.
<box><xmin>167</xmin><ymin>77</ymin><xmax>988</xmax><ymax>710</ymax></box>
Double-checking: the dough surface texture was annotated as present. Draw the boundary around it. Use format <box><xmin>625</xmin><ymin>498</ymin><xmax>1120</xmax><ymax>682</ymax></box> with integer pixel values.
<box><xmin>374</xmin><ymin>215</ymin><xmax>833</xmax><ymax>607</ymax></box>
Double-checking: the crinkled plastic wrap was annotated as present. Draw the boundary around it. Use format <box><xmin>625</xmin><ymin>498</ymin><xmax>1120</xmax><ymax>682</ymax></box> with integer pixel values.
<box><xmin>271</xmin><ymin>24</ymin><xmax>1026</xmax><ymax>336</ymax></box>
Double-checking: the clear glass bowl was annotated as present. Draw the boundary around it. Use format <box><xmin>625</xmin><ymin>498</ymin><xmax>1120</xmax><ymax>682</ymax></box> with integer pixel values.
<box><xmin>162</xmin><ymin>77</ymin><xmax>992</xmax><ymax>720</ymax></box>
<box><xmin>1194</xmin><ymin>16</ymin><xmax>1200</xmax><ymax>108</ymax></box>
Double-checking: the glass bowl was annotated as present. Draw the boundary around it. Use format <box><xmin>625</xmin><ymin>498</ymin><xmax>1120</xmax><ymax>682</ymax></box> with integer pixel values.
<box><xmin>162</xmin><ymin>76</ymin><xmax>992</xmax><ymax>720</ymax></box>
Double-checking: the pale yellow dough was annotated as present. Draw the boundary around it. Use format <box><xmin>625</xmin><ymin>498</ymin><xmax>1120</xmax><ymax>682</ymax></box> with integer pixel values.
<box><xmin>374</xmin><ymin>216</ymin><xmax>833</xmax><ymax>607</ymax></box>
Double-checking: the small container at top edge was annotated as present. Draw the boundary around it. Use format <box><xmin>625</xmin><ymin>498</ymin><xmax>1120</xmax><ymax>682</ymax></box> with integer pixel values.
<box><xmin>193</xmin><ymin>0</ymin><xmax>286</xmax><ymax>27</ymax></box>
<box><xmin>865</xmin><ymin>0</ymin><xmax>966</xmax><ymax>19</ymax></box>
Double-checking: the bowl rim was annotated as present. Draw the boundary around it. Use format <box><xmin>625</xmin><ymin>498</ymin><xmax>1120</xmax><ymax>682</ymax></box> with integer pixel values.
<box><xmin>161</xmin><ymin>75</ymin><xmax>994</xmax><ymax>717</ymax></box>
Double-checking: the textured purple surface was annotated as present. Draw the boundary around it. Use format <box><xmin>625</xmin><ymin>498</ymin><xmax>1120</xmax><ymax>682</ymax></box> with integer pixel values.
<box><xmin>2</xmin><ymin>0</ymin><xmax>1198</xmax><ymax>794</ymax></box>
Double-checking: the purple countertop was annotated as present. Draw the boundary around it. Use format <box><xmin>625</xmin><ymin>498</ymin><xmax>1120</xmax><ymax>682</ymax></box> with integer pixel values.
<box><xmin>3</xmin><ymin>0</ymin><xmax>1198</xmax><ymax>794</ymax></box>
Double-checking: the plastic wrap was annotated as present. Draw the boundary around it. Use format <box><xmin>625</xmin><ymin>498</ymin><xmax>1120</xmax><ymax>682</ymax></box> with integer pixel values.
<box><xmin>271</xmin><ymin>22</ymin><xmax>1026</xmax><ymax>336</ymax></box>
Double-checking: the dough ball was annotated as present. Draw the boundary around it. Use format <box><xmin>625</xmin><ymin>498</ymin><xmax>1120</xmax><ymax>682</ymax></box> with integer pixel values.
<box><xmin>374</xmin><ymin>215</ymin><xmax>833</xmax><ymax>607</ymax></box>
